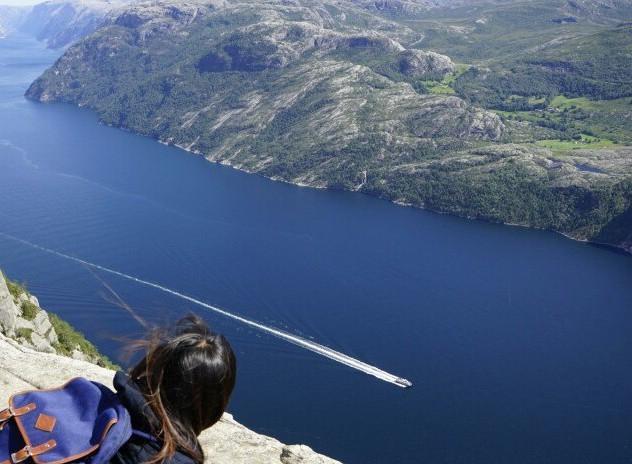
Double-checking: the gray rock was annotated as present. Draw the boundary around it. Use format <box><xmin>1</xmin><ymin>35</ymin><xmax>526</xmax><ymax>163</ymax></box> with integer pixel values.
<box><xmin>0</xmin><ymin>274</ymin><xmax>58</xmax><ymax>353</ymax></box>
<box><xmin>29</xmin><ymin>331</ymin><xmax>55</xmax><ymax>354</ymax></box>
<box><xmin>32</xmin><ymin>309</ymin><xmax>53</xmax><ymax>335</ymax></box>
<box><xmin>281</xmin><ymin>445</ymin><xmax>336</xmax><ymax>464</ymax></box>
<box><xmin>14</xmin><ymin>317</ymin><xmax>34</xmax><ymax>330</ymax></box>
<box><xmin>410</xmin><ymin>96</ymin><xmax>504</xmax><ymax>141</ymax></box>
<box><xmin>46</xmin><ymin>327</ymin><xmax>59</xmax><ymax>345</ymax></box>
<box><xmin>398</xmin><ymin>49</ymin><xmax>455</xmax><ymax>79</ymax></box>
<box><xmin>0</xmin><ymin>273</ymin><xmax>17</xmax><ymax>336</ymax></box>
<box><xmin>71</xmin><ymin>348</ymin><xmax>90</xmax><ymax>361</ymax></box>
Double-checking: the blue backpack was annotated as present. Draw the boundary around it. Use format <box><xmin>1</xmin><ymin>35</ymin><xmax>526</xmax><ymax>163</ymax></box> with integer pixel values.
<box><xmin>0</xmin><ymin>378</ymin><xmax>133</xmax><ymax>464</ymax></box>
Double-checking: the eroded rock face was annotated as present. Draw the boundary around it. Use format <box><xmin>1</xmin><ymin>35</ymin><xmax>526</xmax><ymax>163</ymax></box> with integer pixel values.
<box><xmin>0</xmin><ymin>275</ymin><xmax>17</xmax><ymax>337</ymax></box>
<box><xmin>0</xmin><ymin>272</ymin><xmax>58</xmax><ymax>352</ymax></box>
<box><xmin>410</xmin><ymin>96</ymin><xmax>504</xmax><ymax>140</ymax></box>
<box><xmin>351</xmin><ymin>0</ymin><xmax>438</xmax><ymax>15</ymax></box>
<box><xmin>196</xmin><ymin>20</ymin><xmax>406</xmax><ymax>74</ymax></box>
<box><xmin>198</xmin><ymin>36</ymin><xmax>287</xmax><ymax>73</ymax></box>
<box><xmin>398</xmin><ymin>49</ymin><xmax>455</xmax><ymax>79</ymax></box>
<box><xmin>313</xmin><ymin>31</ymin><xmax>405</xmax><ymax>53</ymax></box>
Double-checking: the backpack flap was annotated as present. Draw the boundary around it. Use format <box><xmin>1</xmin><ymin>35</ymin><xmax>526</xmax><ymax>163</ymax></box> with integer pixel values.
<box><xmin>1</xmin><ymin>378</ymin><xmax>132</xmax><ymax>464</ymax></box>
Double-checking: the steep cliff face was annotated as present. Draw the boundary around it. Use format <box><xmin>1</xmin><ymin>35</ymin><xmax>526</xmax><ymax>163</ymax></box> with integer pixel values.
<box><xmin>0</xmin><ymin>272</ymin><xmax>63</xmax><ymax>355</ymax></box>
<box><xmin>0</xmin><ymin>271</ymin><xmax>121</xmax><ymax>366</ymax></box>
<box><xmin>0</xmin><ymin>270</ymin><xmax>340</xmax><ymax>464</ymax></box>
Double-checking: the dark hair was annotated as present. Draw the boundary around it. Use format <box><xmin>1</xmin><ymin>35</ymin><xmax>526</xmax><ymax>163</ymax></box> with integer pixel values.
<box><xmin>129</xmin><ymin>314</ymin><xmax>237</xmax><ymax>464</ymax></box>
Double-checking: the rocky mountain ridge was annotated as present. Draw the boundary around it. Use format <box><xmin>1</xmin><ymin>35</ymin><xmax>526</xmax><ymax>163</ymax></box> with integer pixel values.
<box><xmin>22</xmin><ymin>0</ymin><xmax>632</xmax><ymax>253</ymax></box>
<box><xmin>0</xmin><ymin>269</ymin><xmax>340</xmax><ymax>464</ymax></box>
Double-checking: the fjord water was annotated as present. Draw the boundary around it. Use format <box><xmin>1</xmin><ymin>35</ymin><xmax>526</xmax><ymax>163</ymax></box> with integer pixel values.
<box><xmin>2</xmin><ymin>36</ymin><xmax>632</xmax><ymax>464</ymax></box>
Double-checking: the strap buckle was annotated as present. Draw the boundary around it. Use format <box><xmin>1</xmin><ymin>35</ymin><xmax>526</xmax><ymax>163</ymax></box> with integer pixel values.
<box><xmin>10</xmin><ymin>440</ymin><xmax>56</xmax><ymax>464</ymax></box>
<box><xmin>11</xmin><ymin>446</ymin><xmax>31</xmax><ymax>463</ymax></box>
<box><xmin>0</xmin><ymin>407</ymin><xmax>14</xmax><ymax>422</ymax></box>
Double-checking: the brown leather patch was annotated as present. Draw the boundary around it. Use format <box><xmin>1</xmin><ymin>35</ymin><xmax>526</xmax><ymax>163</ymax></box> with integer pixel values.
<box><xmin>35</xmin><ymin>414</ymin><xmax>56</xmax><ymax>432</ymax></box>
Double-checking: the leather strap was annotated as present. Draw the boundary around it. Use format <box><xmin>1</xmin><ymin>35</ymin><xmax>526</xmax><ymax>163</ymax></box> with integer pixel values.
<box><xmin>11</xmin><ymin>440</ymin><xmax>56</xmax><ymax>463</ymax></box>
<box><xmin>0</xmin><ymin>409</ymin><xmax>10</xmax><ymax>422</ymax></box>
<box><xmin>10</xmin><ymin>447</ymin><xmax>30</xmax><ymax>464</ymax></box>
<box><xmin>0</xmin><ymin>403</ymin><xmax>36</xmax><ymax>422</ymax></box>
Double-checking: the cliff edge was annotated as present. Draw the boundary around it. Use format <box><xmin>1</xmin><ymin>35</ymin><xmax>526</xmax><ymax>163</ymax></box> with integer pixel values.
<box><xmin>0</xmin><ymin>271</ymin><xmax>340</xmax><ymax>464</ymax></box>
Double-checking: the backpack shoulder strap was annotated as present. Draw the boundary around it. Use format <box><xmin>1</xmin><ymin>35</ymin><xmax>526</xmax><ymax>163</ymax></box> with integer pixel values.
<box><xmin>130</xmin><ymin>430</ymin><xmax>158</xmax><ymax>443</ymax></box>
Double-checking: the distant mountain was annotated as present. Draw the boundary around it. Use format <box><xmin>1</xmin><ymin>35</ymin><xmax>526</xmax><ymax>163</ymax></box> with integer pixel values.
<box><xmin>0</xmin><ymin>5</ymin><xmax>28</xmax><ymax>38</ymax></box>
<box><xmin>353</xmin><ymin>0</ymin><xmax>632</xmax><ymax>19</ymax></box>
<box><xmin>21</xmin><ymin>0</ymin><xmax>135</xmax><ymax>48</ymax></box>
<box><xmin>25</xmin><ymin>0</ymin><xmax>632</xmax><ymax>252</ymax></box>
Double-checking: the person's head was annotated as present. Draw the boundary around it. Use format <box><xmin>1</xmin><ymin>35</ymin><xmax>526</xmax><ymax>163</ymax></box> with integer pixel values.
<box><xmin>129</xmin><ymin>314</ymin><xmax>237</xmax><ymax>464</ymax></box>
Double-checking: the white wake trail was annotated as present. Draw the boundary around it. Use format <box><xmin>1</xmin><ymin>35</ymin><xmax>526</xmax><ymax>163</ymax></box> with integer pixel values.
<box><xmin>0</xmin><ymin>232</ymin><xmax>412</xmax><ymax>388</ymax></box>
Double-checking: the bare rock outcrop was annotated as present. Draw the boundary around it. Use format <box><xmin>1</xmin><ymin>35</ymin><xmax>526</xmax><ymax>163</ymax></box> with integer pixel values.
<box><xmin>0</xmin><ymin>272</ymin><xmax>57</xmax><ymax>352</ymax></box>
<box><xmin>410</xmin><ymin>96</ymin><xmax>504</xmax><ymax>141</ymax></box>
<box><xmin>398</xmin><ymin>49</ymin><xmax>455</xmax><ymax>79</ymax></box>
<box><xmin>0</xmin><ymin>274</ymin><xmax>17</xmax><ymax>336</ymax></box>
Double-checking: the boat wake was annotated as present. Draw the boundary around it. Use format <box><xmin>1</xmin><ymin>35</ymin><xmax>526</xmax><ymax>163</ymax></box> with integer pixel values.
<box><xmin>0</xmin><ymin>231</ymin><xmax>412</xmax><ymax>388</ymax></box>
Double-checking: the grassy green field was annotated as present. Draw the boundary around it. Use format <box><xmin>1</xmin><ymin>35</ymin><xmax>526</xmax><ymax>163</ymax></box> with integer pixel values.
<box><xmin>535</xmin><ymin>135</ymin><xmax>616</xmax><ymax>153</ymax></box>
<box><xmin>495</xmin><ymin>96</ymin><xmax>632</xmax><ymax>146</ymax></box>
<box><xmin>423</xmin><ymin>63</ymin><xmax>469</xmax><ymax>95</ymax></box>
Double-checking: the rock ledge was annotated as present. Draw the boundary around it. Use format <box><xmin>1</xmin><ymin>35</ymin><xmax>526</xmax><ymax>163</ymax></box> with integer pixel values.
<box><xmin>0</xmin><ymin>271</ymin><xmax>340</xmax><ymax>464</ymax></box>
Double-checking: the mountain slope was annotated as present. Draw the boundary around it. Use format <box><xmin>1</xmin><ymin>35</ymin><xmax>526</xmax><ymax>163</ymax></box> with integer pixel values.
<box><xmin>26</xmin><ymin>0</ymin><xmax>632</xmax><ymax>252</ymax></box>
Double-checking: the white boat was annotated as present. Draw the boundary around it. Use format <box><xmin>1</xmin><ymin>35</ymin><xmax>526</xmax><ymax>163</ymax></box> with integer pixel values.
<box><xmin>395</xmin><ymin>377</ymin><xmax>413</xmax><ymax>388</ymax></box>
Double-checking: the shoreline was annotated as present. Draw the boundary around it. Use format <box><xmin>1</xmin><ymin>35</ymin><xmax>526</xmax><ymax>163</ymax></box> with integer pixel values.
<box><xmin>156</xmin><ymin>134</ymin><xmax>632</xmax><ymax>257</ymax></box>
<box><xmin>56</xmin><ymin>108</ymin><xmax>631</xmax><ymax>258</ymax></box>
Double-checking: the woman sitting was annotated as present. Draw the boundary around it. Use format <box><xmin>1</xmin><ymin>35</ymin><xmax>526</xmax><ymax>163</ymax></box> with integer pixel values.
<box><xmin>111</xmin><ymin>315</ymin><xmax>237</xmax><ymax>464</ymax></box>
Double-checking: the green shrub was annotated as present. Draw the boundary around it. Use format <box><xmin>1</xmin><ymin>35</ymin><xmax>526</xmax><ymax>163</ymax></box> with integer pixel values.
<box><xmin>48</xmin><ymin>313</ymin><xmax>118</xmax><ymax>370</ymax></box>
<box><xmin>15</xmin><ymin>328</ymin><xmax>33</xmax><ymax>342</ymax></box>
<box><xmin>20</xmin><ymin>301</ymin><xmax>39</xmax><ymax>321</ymax></box>
<box><xmin>4</xmin><ymin>274</ymin><xmax>27</xmax><ymax>299</ymax></box>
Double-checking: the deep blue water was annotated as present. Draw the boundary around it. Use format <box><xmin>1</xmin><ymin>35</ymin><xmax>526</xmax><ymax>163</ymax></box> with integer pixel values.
<box><xmin>1</xmin><ymin>35</ymin><xmax>632</xmax><ymax>464</ymax></box>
